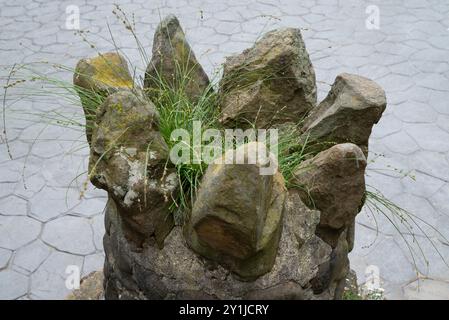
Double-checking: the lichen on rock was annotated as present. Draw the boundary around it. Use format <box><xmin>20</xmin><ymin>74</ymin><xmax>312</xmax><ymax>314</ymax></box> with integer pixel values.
<box><xmin>74</xmin><ymin>52</ymin><xmax>134</xmax><ymax>144</ymax></box>
<box><xmin>184</xmin><ymin>142</ymin><xmax>286</xmax><ymax>280</ymax></box>
<box><xmin>300</xmin><ymin>73</ymin><xmax>386</xmax><ymax>155</ymax></box>
<box><xmin>144</xmin><ymin>14</ymin><xmax>210</xmax><ymax>103</ymax></box>
<box><xmin>219</xmin><ymin>27</ymin><xmax>316</xmax><ymax>129</ymax></box>
<box><xmin>89</xmin><ymin>90</ymin><xmax>177</xmax><ymax>248</ymax></box>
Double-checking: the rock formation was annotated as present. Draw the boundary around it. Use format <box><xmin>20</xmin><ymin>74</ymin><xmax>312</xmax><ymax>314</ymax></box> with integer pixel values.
<box><xmin>300</xmin><ymin>73</ymin><xmax>386</xmax><ymax>155</ymax></box>
<box><xmin>74</xmin><ymin>52</ymin><xmax>134</xmax><ymax>144</ymax></box>
<box><xmin>219</xmin><ymin>28</ymin><xmax>316</xmax><ymax>129</ymax></box>
<box><xmin>144</xmin><ymin>15</ymin><xmax>210</xmax><ymax>103</ymax></box>
<box><xmin>185</xmin><ymin>142</ymin><xmax>286</xmax><ymax>280</ymax></box>
<box><xmin>74</xmin><ymin>15</ymin><xmax>387</xmax><ymax>300</ymax></box>
<box><xmin>291</xmin><ymin>143</ymin><xmax>367</xmax><ymax>247</ymax></box>
<box><xmin>89</xmin><ymin>90</ymin><xmax>177</xmax><ymax>248</ymax></box>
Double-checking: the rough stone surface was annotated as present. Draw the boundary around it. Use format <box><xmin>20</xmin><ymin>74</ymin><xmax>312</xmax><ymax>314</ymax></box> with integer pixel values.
<box><xmin>0</xmin><ymin>270</ymin><xmax>29</xmax><ymax>299</ymax></box>
<box><xmin>103</xmin><ymin>187</ymin><xmax>335</xmax><ymax>299</ymax></box>
<box><xmin>0</xmin><ymin>216</ymin><xmax>41</xmax><ymax>250</ymax></box>
<box><xmin>12</xmin><ymin>240</ymin><xmax>51</xmax><ymax>273</ymax></box>
<box><xmin>74</xmin><ymin>52</ymin><xmax>134</xmax><ymax>143</ymax></box>
<box><xmin>0</xmin><ymin>248</ymin><xmax>12</xmax><ymax>270</ymax></box>
<box><xmin>30</xmin><ymin>251</ymin><xmax>84</xmax><ymax>300</ymax></box>
<box><xmin>403</xmin><ymin>278</ymin><xmax>449</xmax><ymax>300</ymax></box>
<box><xmin>301</xmin><ymin>73</ymin><xmax>386</xmax><ymax>155</ymax></box>
<box><xmin>89</xmin><ymin>90</ymin><xmax>177</xmax><ymax>247</ymax></box>
<box><xmin>0</xmin><ymin>195</ymin><xmax>27</xmax><ymax>216</ymax></box>
<box><xmin>83</xmin><ymin>253</ymin><xmax>105</xmax><ymax>277</ymax></box>
<box><xmin>144</xmin><ymin>15</ymin><xmax>210</xmax><ymax>103</ymax></box>
<box><xmin>292</xmin><ymin>143</ymin><xmax>367</xmax><ymax>247</ymax></box>
<box><xmin>219</xmin><ymin>28</ymin><xmax>316</xmax><ymax>128</ymax></box>
<box><xmin>185</xmin><ymin>142</ymin><xmax>286</xmax><ymax>280</ymax></box>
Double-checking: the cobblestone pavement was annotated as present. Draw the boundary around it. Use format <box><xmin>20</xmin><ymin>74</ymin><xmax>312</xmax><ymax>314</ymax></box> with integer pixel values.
<box><xmin>1</xmin><ymin>0</ymin><xmax>449</xmax><ymax>300</ymax></box>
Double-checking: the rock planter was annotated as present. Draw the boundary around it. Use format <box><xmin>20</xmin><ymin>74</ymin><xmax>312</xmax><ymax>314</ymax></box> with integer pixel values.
<box><xmin>74</xmin><ymin>15</ymin><xmax>386</xmax><ymax>300</ymax></box>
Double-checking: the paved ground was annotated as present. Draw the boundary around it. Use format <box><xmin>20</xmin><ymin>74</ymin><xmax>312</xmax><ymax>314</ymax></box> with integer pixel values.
<box><xmin>1</xmin><ymin>0</ymin><xmax>449</xmax><ymax>299</ymax></box>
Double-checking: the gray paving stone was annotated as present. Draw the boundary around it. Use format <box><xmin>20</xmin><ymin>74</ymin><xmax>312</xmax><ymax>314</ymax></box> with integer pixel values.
<box><xmin>72</xmin><ymin>198</ymin><xmax>106</xmax><ymax>217</ymax></box>
<box><xmin>389</xmin><ymin>62</ymin><xmax>420</xmax><ymax>76</ymax></box>
<box><xmin>82</xmin><ymin>253</ymin><xmax>105</xmax><ymax>276</ymax></box>
<box><xmin>13</xmin><ymin>173</ymin><xmax>46</xmax><ymax>199</ymax></box>
<box><xmin>435</xmin><ymin>213</ymin><xmax>449</xmax><ymax>242</ymax></box>
<box><xmin>430</xmin><ymin>184</ymin><xmax>449</xmax><ymax>218</ymax></box>
<box><xmin>357</xmin><ymin>64</ymin><xmax>391</xmax><ymax>80</ymax></box>
<box><xmin>417</xmin><ymin>73</ymin><xmax>449</xmax><ymax>91</ymax></box>
<box><xmin>0</xmin><ymin>269</ymin><xmax>29</xmax><ymax>299</ymax></box>
<box><xmin>358</xmin><ymin>236</ymin><xmax>419</xmax><ymax>285</ymax></box>
<box><xmin>29</xmin><ymin>186</ymin><xmax>82</xmax><ymax>222</ymax></box>
<box><xmin>42</xmin><ymin>216</ymin><xmax>95</xmax><ymax>255</ymax></box>
<box><xmin>31</xmin><ymin>141</ymin><xmax>64</xmax><ymax>159</ymax></box>
<box><xmin>429</xmin><ymin>91</ymin><xmax>449</xmax><ymax>115</ymax></box>
<box><xmin>404</xmin><ymin>278</ymin><xmax>449</xmax><ymax>300</ymax></box>
<box><xmin>0</xmin><ymin>182</ymin><xmax>15</xmax><ymax>198</ymax></box>
<box><xmin>13</xmin><ymin>240</ymin><xmax>52</xmax><ymax>273</ymax></box>
<box><xmin>378</xmin><ymin>74</ymin><xmax>415</xmax><ymax>93</ymax></box>
<box><xmin>437</xmin><ymin>115</ymin><xmax>449</xmax><ymax>134</ymax></box>
<box><xmin>0</xmin><ymin>216</ymin><xmax>41</xmax><ymax>250</ymax></box>
<box><xmin>0</xmin><ymin>195</ymin><xmax>28</xmax><ymax>216</ymax></box>
<box><xmin>409</xmin><ymin>151</ymin><xmax>449</xmax><ymax>182</ymax></box>
<box><xmin>405</xmin><ymin>124</ymin><xmax>449</xmax><ymax>152</ymax></box>
<box><xmin>400</xmin><ymin>171</ymin><xmax>445</xmax><ymax>199</ymax></box>
<box><xmin>42</xmin><ymin>155</ymin><xmax>88</xmax><ymax>188</ymax></box>
<box><xmin>3</xmin><ymin>141</ymin><xmax>29</xmax><ymax>161</ymax></box>
<box><xmin>0</xmin><ymin>248</ymin><xmax>12</xmax><ymax>269</ymax></box>
<box><xmin>383</xmin><ymin>131</ymin><xmax>420</xmax><ymax>155</ymax></box>
<box><xmin>371</xmin><ymin>114</ymin><xmax>403</xmax><ymax>139</ymax></box>
<box><xmin>392</xmin><ymin>101</ymin><xmax>437</xmax><ymax>124</ymax></box>
<box><xmin>391</xmin><ymin>193</ymin><xmax>439</xmax><ymax>235</ymax></box>
<box><xmin>0</xmin><ymin>164</ymin><xmax>20</xmax><ymax>183</ymax></box>
<box><xmin>30</xmin><ymin>251</ymin><xmax>83</xmax><ymax>300</ymax></box>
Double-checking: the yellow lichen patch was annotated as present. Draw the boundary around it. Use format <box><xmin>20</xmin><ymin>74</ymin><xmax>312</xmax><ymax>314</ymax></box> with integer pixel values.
<box><xmin>89</xmin><ymin>53</ymin><xmax>133</xmax><ymax>88</ymax></box>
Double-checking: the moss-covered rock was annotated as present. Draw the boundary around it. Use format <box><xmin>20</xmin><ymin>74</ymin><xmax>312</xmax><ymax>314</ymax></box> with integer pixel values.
<box><xmin>219</xmin><ymin>28</ymin><xmax>316</xmax><ymax>129</ymax></box>
<box><xmin>292</xmin><ymin>143</ymin><xmax>366</xmax><ymax>247</ymax></box>
<box><xmin>144</xmin><ymin>15</ymin><xmax>210</xmax><ymax>103</ymax></box>
<box><xmin>300</xmin><ymin>73</ymin><xmax>386</xmax><ymax>155</ymax></box>
<box><xmin>74</xmin><ymin>52</ymin><xmax>134</xmax><ymax>144</ymax></box>
<box><xmin>185</xmin><ymin>142</ymin><xmax>286</xmax><ymax>280</ymax></box>
<box><xmin>89</xmin><ymin>90</ymin><xmax>177</xmax><ymax>248</ymax></box>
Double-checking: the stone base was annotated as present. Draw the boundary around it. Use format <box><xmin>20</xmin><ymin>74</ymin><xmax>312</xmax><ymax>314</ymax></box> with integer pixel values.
<box><xmin>103</xmin><ymin>190</ymin><xmax>351</xmax><ymax>300</ymax></box>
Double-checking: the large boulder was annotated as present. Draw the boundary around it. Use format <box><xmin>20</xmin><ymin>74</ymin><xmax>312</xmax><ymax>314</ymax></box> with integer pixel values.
<box><xmin>89</xmin><ymin>90</ymin><xmax>177</xmax><ymax>248</ymax></box>
<box><xmin>185</xmin><ymin>142</ymin><xmax>286</xmax><ymax>280</ymax></box>
<box><xmin>74</xmin><ymin>52</ymin><xmax>134</xmax><ymax>144</ymax></box>
<box><xmin>144</xmin><ymin>15</ymin><xmax>210</xmax><ymax>103</ymax></box>
<box><xmin>300</xmin><ymin>73</ymin><xmax>386</xmax><ymax>155</ymax></box>
<box><xmin>291</xmin><ymin>143</ymin><xmax>366</xmax><ymax>247</ymax></box>
<box><xmin>219</xmin><ymin>28</ymin><xmax>316</xmax><ymax>129</ymax></box>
